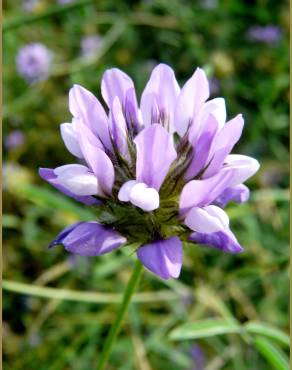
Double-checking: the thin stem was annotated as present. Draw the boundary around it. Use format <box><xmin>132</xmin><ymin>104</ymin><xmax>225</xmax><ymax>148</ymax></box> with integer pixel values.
<box><xmin>96</xmin><ymin>260</ymin><xmax>143</xmax><ymax>370</ymax></box>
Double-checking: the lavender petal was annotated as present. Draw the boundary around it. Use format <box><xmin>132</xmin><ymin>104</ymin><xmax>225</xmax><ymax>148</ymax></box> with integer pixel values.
<box><xmin>137</xmin><ymin>237</ymin><xmax>183</xmax><ymax>280</ymax></box>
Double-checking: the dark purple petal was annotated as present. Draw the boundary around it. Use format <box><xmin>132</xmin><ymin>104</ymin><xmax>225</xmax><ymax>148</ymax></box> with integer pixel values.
<box><xmin>125</xmin><ymin>87</ymin><xmax>141</xmax><ymax>132</ymax></box>
<box><xmin>48</xmin><ymin>222</ymin><xmax>82</xmax><ymax>248</ymax></box>
<box><xmin>214</xmin><ymin>184</ymin><xmax>250</xmax><ymax>208</ymax></box>
<box><xmin>137</xmin><ymin>237</ymin><xmax>182</xmax><ymax>280</ymax></box>
<box><xmin>134</xmin><ymin>124</ymin><xmax>177</xmax><ymax>190</ymax></box>
<box><xmin>39</xmin><ymin>168</ymin><xmax>99</xmax><ymax>205</ymax></box>
<box><xmin>189</xmin><ymin>229</ymin><xmax>243</xmax><ymax>254</ymax></box>
<box><xmin>51</xmin><ymin>222</ymin><xmax>126</xmax><ymax>256</ymax></box>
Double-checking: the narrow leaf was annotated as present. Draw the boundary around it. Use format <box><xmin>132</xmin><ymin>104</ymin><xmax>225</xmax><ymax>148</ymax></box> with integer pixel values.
<box><xmin>253</xmin><ymin>336</ymin><xmax>289</xmax><ymax>370</ymax></box>
<box><xmin>169</xmin><ymin>319</ymin><xmax>242</xmax><ymax>341</ymax></box>
<box><xmin>245</xmin><ymin>322</ymin><xmax>290</xmax><ymax>348</ymax></box>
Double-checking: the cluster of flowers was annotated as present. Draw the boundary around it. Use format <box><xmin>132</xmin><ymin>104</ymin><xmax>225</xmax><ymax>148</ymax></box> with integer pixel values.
<box><xmin>40</xmin><ymin>64</ymin><xmax>259</xmax><ymax>280</ymax></box>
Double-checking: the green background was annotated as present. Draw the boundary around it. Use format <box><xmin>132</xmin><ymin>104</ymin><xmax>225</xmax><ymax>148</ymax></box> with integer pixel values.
<box><xmin>3</xmin><ymin>1</ymin><xmax>289</xmax><ymax>369</ymax></box>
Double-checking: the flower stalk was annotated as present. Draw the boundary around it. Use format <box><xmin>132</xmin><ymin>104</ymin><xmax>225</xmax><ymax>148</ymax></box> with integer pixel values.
<box><xmin>96</xmin><ymin>260</ymin><xmax>143</xmax><ymax>370</ymax></box>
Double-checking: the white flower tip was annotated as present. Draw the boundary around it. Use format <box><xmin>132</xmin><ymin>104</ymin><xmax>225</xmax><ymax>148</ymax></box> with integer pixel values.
<box><xmin>129</xmin><ymin>183</ymin><xmax>160</xmax><ymax>212</ymax></box>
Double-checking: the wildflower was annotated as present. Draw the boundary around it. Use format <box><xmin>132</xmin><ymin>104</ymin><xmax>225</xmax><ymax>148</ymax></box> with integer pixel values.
<box><xmin>81</xmin><ymin>35</ymin><xmax>103</xmax><ymax>58</ymax></box>
<box><xmin>4</xmin><ymin>130</ymin><xmax>25</xmax><ymax>150</ymax></box>
<box><xmin>16</xmin><ymin>43</ymin><xmax>53</xmax><ymax>84</ymax></box>
<box><xmin>190</xmin><ymin>344</ymin><xmax>205</xmax><ymax>370</ymax></box>
<box><xmin>22</xmin><ymin>0</ymin><xmax>41</xmax><ymax>12</ymax></box>
<box><xmin>247</xmin><ymin>25</ymin><xmax>282</xmax><ymax>44</ymax></box>
<box><xmin>40</xmin><ymin>64</ymin><xmax>259</xmax><ymax>280</ymax></box>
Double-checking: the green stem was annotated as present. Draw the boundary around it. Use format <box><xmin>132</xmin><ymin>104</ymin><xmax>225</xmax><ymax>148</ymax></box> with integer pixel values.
<box><xmin>96</xmin><ymin>260</ymin><xmax>143</xmax><ymax>370</ymax></box>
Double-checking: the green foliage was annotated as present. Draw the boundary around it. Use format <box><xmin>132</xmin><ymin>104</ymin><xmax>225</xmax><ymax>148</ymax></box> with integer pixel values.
<box><xmin>3</xmin><ymin>0</ymin><xmax>289</xmax><ymax>369</ymax></box>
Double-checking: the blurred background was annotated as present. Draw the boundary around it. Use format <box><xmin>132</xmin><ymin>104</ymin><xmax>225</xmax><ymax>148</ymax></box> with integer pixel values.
<box><xmin>3</xmin><ymin>1</ymin><xmax>289</xmax><ymax>369</ymax></box>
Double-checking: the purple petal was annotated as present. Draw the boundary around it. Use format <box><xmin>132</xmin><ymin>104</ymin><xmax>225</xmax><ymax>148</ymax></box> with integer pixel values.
<box><xmin>60</xmin><ymin>122</ymin><xmax>83</xmax><ymax>158</ymax></box>
<box><xmin>50</xmin><ymin>222</ymin><xmax>126</xmax><ymax>256</ymax></box>
<box><xmin>214</xmin><ymin>184</ymin><xmax>250</xmax><ymax>208</ymax></box>
<box><xmin>125</xmin><ymin>87</ymin><xmax>141</xmax><ymax>132</ymax></box>
<box><xmin>48</xmin><ymin>222</ymin><xmax>83</xmax><ymax>248</ymax></box>
<box><xmin>185</xmin><ymin>205</ymin><xmax>229</xmax><ymax>233</ymax></box>
<box><xmin>140</xmin><ymin>63</ymin><xmax>180</xmax><ymax>132</ymax></box>
<box><xmin>175</xmin><ymin>68</ymin><xmax>209</xmax><ymax>137</ymax></box>
<box><xmin>180</xmin><ymin>169</ymin><xmax>234</xmax><ymax>215</ymax></box>
<box><xmin>222</xmin><ymin>154</ymin><xmax>260</xmax><ymax>187</ymax></box>
<box><xmin>189</xmin><ymin>229</ymin><xmax>243</xmax><ymax>254</ymax></box>
<box><xmin>203</xmin><ymin>114</ymin><xmax>244</xmax><ymax>178</ymax></box>
<box><xmin>188</xmin><ymin>97</ymin><xmax>226</xmax><ymax>144</ymax></box>
<box><xmin>54</xmin><ymin>164</ymin><xmax>100</xmax><ymax>196</ymax></box>
<box><xmin>134</xmin><ymin>124</ymin><xmax>177</xmax><ymax>190</ymax></box>
<box><xmin>109</xmin><ymin>97</ymin><xmax>129</xmax><ymax>160</ymax></box>
<box><xmin>137</xmin><ymin>237</ymin><xmax>183</xmax><ymax>279</ymax></box>
<box><xmin>75</xmin><ymin>121</ymin><xmax>115</xmax><ymax>195</ymax></box>
<box><xmin>185</xmin><ymin>114</ymin><xmax>219</xmax><ymax>180</ymax></box>
<box><xmin>69</xmin><ymin>84</ymin><xmax>111</xmax><ymax>150</ymax></box>
<box><xmin>39</xmin><ymin>168</ymin><xmax>99</xmax><ymax>205</ymax></box>
<box><xmin>101</xmin><ymin>68</ymin><xmax>135</xmax><ymax>109</ymax></box>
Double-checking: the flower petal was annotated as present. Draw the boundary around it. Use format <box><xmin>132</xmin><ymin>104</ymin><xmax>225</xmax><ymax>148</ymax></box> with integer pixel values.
<box><xmin>134</xmin><ymin>124</ymin><xmax>177</xmax><ymax>190</ymax></box>
<box><xmin>60</xmin><ymin>122</ymin><xmax>83</xmax><ymax>158</ymax></box>
<box><xmin>109</xmin><ymin>97</ymin><xmax>129</xmax><ymax>159</ymax></box>
<box><xmin>69</xmin><ymin>84</ymin><xmax>111</xmax><ymax>149</ymax></box>
<box><xmin>75</xmin><ymin>121</ymin><xmax>115</xmax><ymax>195</ymax></box>
<box><xmin>140</xmin><ymin>63</ymin><xmax>180</xmax><ymax>132</ymax></box>
<box><xmin>137</xmin><ymin>237</ymin><xmax>183</xmax><ymax>279</ymax></box>
<box><xmin>180</xmin><ymin>169</ymin><xmax>234</xmax><ymax>215</ymax></box>
<box><xmin>184</xmin><ymin>205</ymin><xmax>229</xmax><ymax>233</ymax></box>
<box><xmin>118</xmin><ymin>180</ymin><xmax>138</xmax><ymax>202</ymax></box>
<box><xmin>185</xmin><ymin>114</ymin><xmax>219</xmax><ymax>180</ymax></box>
<box><xmin>214</xmin><ymin>184</ymin><xmax>250</xmax><ymax>208</ymax></box>
<box><xmin>188</xmin><ymin>97</ymin><xmax>226</xmax><ymax>143</ymax></box>
<box><xmin>50</xmin><ymin>222</ymin><xmax>126</xmax><ymax>256</ymax></box>
<box><xmin>189</xmin><ymin>229</ymin><xmax>243</xmax><ymax>254</ymax></box>
<box><xmin>125</xmin><ymin>87</ymin><xmax>141</xmax><ymax>132</ymax></box>
<box><xmin>39</xmin><ymin>168</ymin><xmax>99</xmax><ymax>205</ymax></box>
<box><xmin>175</xmin><ymin>68</ymin><xmax>209</xmax><ymax>137</ymax></box>
<box><xmin>54</xmin><ymin>164</ymin><xmax>100</xmax><ymax>196</ymax></box>
<box><xmin>203</xmin><ymin>114</ymin><xmax>244</xmax><ymax>178</ymax></box>
<box><xmin>222</xmin><ymin>154</ymin><xmax>260</xmax><ymax>186</ymax></box>
<box><xmin>101</xmin><ymin>68</ymin><xmax>135</xmax><ymax>109</ymax></box>
<box><xmin>129</xmin><ymin>183</ymin><xmax>159</xmax><ymax>212</ymax></box>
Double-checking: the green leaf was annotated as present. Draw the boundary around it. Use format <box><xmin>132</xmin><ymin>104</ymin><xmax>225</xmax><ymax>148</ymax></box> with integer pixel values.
<box><xmin>253</xmin><ymin>336</ymin><xmax>290</xmax><ymax>370</ymax></box>
<box><xmin>169</xmin><ymin>319</ymin><xmax>242</xmax><ymax>340</ymax></box>
<box><xmin>245</xmin><ymin>322</ymin><xmax>290</xmax><ymax>348</ymax></box>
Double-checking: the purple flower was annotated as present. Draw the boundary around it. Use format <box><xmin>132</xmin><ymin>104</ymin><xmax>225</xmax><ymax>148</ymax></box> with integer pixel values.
<box><xmin>5</xmin><ymin>130</ymin><xmax>25</xmax><ymax>150</ymax></box>
<box><xmin>40</xmin><ymin>64</ymin><xmax>259</xmax><ymax>280</ymax></box>
<box><xmin>16</xmin><ymin>43</ymin><xmax>53</xmax><ymax>83</ymax></box>
<box><xmin>247</xmin><ymin>25</ymin><xmax>282</xmax><ymax>44</ymax></box>
<box><xmin>190</xmin><ymin>345</ymin><xmax>205</xmax><ymax>370</ymax></box>
<box><xmin>81</xmin><ymin>35</ymin><xmax>103</xmax><ymax>58</ymax></box>
<box><xmin>22</xmin><ymin>0</ymin><xmax>41</xmax><ymax>12</ymax></box>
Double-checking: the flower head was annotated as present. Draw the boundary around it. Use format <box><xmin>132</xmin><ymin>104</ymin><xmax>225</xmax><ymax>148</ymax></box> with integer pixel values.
<box><xmin>247</xmin><ymin>25</ymin><xmax>282</xmax><ymax>45</ymax></box>
<box><xmin>40</xmin><ymin>64</ymin><xmax>259</xmax><ymax>280</ymax></box>
<box><xmin>16</xmin><ymin>43</ymin><xmax>53</xmax><ymax>83</ymax></box>
<box><xmin>81</xmin><ymin>35</ymin><xmax>103</xmax><ymax>58</ymax></box>
<box><xmin>5</xmin><ymin>130</ymin><xmax>26</xmax><ymax>150</ymax></box>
